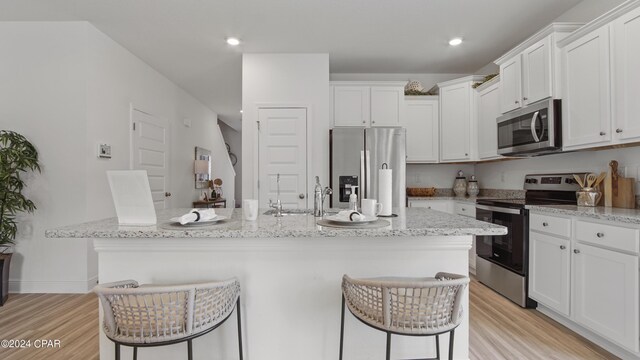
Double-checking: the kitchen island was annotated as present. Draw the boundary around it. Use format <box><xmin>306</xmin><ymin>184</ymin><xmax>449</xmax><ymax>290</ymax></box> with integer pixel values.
<box><xmin>47</xmin><ymin>207</ymin><xmax>506</xmax><ymax>360</ymax></box>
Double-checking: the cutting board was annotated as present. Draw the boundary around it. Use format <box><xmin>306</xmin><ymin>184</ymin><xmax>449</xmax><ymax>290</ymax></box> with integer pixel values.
<box><xmin>609</xmin><ymin>160</ymin><xmax>636</xmax><ymax>209</ymax></box>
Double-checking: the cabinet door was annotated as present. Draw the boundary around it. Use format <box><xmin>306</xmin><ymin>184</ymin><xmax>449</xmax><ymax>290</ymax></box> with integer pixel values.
<box><xmin>500</xmin><ymin>56</ymin><xmax>522</xmax><ymax>113</ymax></box>
<box><xmin>563</xmin><ymin>26</ymin><xmax>611</xmax><ymax>150</ymax></box>
<box><xmin>405</xmin><ymin>99</ymin><xmax>438</xmax><ymax>163</ymax></box>
<box><xmin>613</xmin><ymin>7</ymin><xmax>640</xmax><ymax>142</ymax></box>
<box><xmin>408</xmin><ymin>200</ymin><xmax>453</xmax><ymax>214</ymax></box>
<box><xmin>370</xmin><ymin>86</ymin><xmax>404</xmax><ymax>127</ymax></box>
<box><xmin>529</xmin><ymin>232</ymin><xmax>571</xmax><ymax>316</ymax></box>
<box><xmin>333</xmin><ymin>86</ymin><xmax>370</xmax><ymax>127</ymax></box>
<box><xmin>440</xmin><ymin>84</ymin><xmax>471</xmax><ymax>162</ymax></box>
<box><xmin>522</xmin><ymin>37</ymin><xmax>553</xmax><ymax>105</ymax></box>
<box><xmin>573</xmin><ymin>243</ymin><xmax>639</xmax><ymax>352</ymax></box>
<box><xmin>476</xmin><ymin>82</ymin><xmax>501</xmax><ymax>160</ymax></box>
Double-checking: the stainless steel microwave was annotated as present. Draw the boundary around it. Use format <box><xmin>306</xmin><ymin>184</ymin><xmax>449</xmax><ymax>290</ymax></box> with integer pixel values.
<box><xmin>497</xmin><ymin>99</ymin><xmax>562</xmax><ymax>157</ymax></box>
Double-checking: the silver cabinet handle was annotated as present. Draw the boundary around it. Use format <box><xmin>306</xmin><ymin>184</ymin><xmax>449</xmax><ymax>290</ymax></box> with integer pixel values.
<box><xmin>362</xmin><ymin>120</ymin><xmax>366</xmax><ymax>124</ymax></box>
<box><xmin>596</xmin><ymin>232</ymin><xmax>604</xmax><ymax>238</ymax></box>
<box><xmin>523</xmin><ymin>97</ymin><xmax>528</xmax><ymax>101</ymax></box>
<box><xmin>542</xmin><ymin>222</ymin><xmax>549</xmax><ymax>227</ymax></box>
<box><xmin>372</xmin><ymin>121</ymin><xmax>376</xmax><ymax>124</ymax></box>
<box><xmin>465</xmin><ymin>153</ymin><xmax>468</xmax><ymax>156</ymax></box>
<box><xmin>600</xmin><ymin>131</ymin><xmax>606</xmax><ymax>136</ymax></box>
<box><xmin>560</xmin><ymin>245</ymin><xmax>566</xmax><ymax>250</ymax></box>
<box><xmin>515</xmin><ymin>100</ymin><xmax>520</xmax><ymax>104</ymax></box>
<box><xmin>299</xmin><ymin>193</ymin><xmax>305</xmax><ymax>199</ymax></box>
<box><xmin>165</xmin><ymin>192</ymin><xmax>172</xmax><ymax>197</ymax></box>
<box><xmin>573</xmin><ymin>249</ymin><xmax>580</xmax><ymax>254</ymax></box>
<box><xmin>616</xmin><ymin>128</ymin><xmax>623</xmax><ymax>133</ymax></box>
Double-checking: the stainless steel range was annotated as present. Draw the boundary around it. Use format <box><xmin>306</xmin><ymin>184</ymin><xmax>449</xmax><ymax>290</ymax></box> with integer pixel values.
<box><xmin>475</xmin><ymin>173</ymin><xmax>583</xmax><ymax>308</ymax></box>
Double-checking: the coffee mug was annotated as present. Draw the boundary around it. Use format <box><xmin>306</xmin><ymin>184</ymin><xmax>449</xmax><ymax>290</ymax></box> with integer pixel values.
<box><xmin>242</xmin><ymin>199</ymin><xmax>259</xmax><ymax>221</ymax></box>
<box><xmin>361</xmin><ymin>199</ymin><xmax>383</xmax><ymax>217</ymax></box>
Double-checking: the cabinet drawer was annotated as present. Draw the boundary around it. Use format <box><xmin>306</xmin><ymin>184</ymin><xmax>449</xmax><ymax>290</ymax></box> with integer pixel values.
<box><xmin>530</xmin><ymin>213</ymin><xmax>571</xmax><ymax>238</ymax></box>
<box><xmin>454</xmin><ymin>202</ymin><xmax>476</xmax><ymax>218</ymax></box>
<box><xmin>575</xmin><ymin>220</ymin><xmax>639</xmax><ymax>254</ymax></box>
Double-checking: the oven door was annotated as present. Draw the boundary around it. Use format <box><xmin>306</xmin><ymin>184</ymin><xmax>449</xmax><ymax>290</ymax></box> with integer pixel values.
<box><xmin>497</xmin><ymin>99</ymin><xmax>560</xmax><ymax>156</ymax></box>
<box><xmin>475</xmin><ymin>204</ymin><xmax>528</xmax><ymax>275</ymax></box>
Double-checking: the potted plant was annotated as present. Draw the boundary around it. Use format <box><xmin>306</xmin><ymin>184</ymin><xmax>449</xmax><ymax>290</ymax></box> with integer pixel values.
<box><xmin>0</xmin><ymin>130</ymin><xmax>40</xmax><ymax>306</ymax></box>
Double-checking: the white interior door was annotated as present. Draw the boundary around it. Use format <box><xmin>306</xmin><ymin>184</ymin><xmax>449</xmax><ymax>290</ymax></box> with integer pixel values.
<box><xmin>258</xmin><ymin>108</ymin><xmax>308</xmax><ymax>209</ymax></box>
<box><xmin>131</xmin><ymin>107</ymin><xmax>170</xmax><ymax>210</ymax></box>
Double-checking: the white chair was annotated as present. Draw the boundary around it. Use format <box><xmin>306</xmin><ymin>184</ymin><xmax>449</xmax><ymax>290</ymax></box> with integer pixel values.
<box><xmin>340</xmin><ymin>272</ymin><xmax>469</xmax><ymax>360</ymax></box>
<box><xmin>94</xmin><ymin>278</ymin><xmax>242</xmax><ymax>360</ymax></box>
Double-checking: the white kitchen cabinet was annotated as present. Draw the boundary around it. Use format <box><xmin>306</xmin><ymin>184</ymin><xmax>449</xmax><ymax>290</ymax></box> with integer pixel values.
<box><xmin>454</xmin><ymin>202</ymin><xmax>476</xmax><ymax>218</ymax></box>
<box><xmin>522</xmin><ymin>36</ymin><xmax>553</xmax><ymax>106</ymax></box>
<box><xmin>562</xmin><ymin>26</ymin><xmax>612</xmax><ymax>150</ymax></box>
<box><xmin>475</xmin><ymin>78</ymin><xmax>502</xmax><ymax>160</ymax></box>
<box><xmin>405</xmin><ymin>97</ymin><xmax>439</xmax><ymax>163</ymax></box>
<box><xmin>613</xmin><ymin>6</ymin><xmax>640</xmax><ymax>142</ymax></box>
<box><xmin>370</xmin><ymin>86</ymin><xmax>404</xmax><ymax>127</ymax></box>
<box><xmin>529</xmin><ymin>232</ymin><xmax>571</xmax><ymax>316</ymax></box>
<box><xmin>438</xmin><ymin>76</ymin><xmax>483</xmax><ymax>162</ymax></box>
<box><xmin>407</xmin><ymin>199</ymin><xmax>453</xmax><ymax>214</ymax></box>
<box><xmin>331</xmin><ymin>82</ymin><xmax>405</xmax><ymax>128</ymax></box>
<box><xmin>499</xmin><ymin>56</ymin><xmax>522</xmax><ymax>114</ymax></box>
<box><xmin>572</xmin><ymin>242</ymin><xmax>639</xmax><ymax>352</ymax></box>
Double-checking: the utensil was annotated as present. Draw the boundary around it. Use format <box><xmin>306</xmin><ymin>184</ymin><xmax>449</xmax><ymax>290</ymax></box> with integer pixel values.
<box><xmin>573</xmin><ymin>174</ymin><xmax>585</xmax><ymax>188</ymax></box>
<box><xmin>585</xmin><ymin>173</ymin><xmax>597</xmax><ymax>188</ymax></box>
<box><xmin>593</xmin><ymin>172</ymin><xmax>607</xmax><ymax>188</ymax></box>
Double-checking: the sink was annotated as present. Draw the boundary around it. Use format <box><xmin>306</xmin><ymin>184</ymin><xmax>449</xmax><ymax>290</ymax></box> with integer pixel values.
<box><xmin>263</xmin><ymin>209</ymin><xmax>312</xmax><ymax>216</ymax></box>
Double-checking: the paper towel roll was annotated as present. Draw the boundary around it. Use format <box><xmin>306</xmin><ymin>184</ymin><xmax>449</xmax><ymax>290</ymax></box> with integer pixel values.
<box><xmin>378</xmin><ymin>168</ymin><xmax>393</xmax><ymax>216</ymax></box>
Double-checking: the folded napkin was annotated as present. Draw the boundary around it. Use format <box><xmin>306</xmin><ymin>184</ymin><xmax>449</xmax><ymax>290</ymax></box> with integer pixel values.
<box><xmin>336</xmin><ymin>210</ymin><xmax>366</xmax><ymax>222</ymax></box>
<box><xmin>178</xmin><ymin>209</ymin><xmax>217</xmax><ymax>225</ymax></box>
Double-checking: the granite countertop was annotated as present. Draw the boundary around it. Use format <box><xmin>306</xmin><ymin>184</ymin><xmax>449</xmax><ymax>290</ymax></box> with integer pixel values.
<box><xmin>526</xmin><ymin>204</ymin><xmax>640</xmax><ymax>225</ymax></box>
<box><xmin>45</xmin><ymin>207</ymin><xmax>507</xmax><ymax>239</ymax></box>
<box><xmin>408</xmin><ymin>196</ymin><xmax>490</xmax><ymax>203</ymax></box>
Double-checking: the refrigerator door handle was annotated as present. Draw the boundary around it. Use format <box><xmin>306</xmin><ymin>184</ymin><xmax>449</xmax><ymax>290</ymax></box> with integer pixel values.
<box><xmin>360</xmin><ymin>150</ymin><xmax>365</xmax><ymax>200</ymax></box>
<box><xmin>365</xmin><ymin>150</ymin><xmax>371</xmax><ymax>199</ymax></box>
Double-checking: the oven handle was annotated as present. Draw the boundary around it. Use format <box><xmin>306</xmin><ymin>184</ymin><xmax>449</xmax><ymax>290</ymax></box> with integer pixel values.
<box><xmin>476</xmin><ymin>204</ymin><xmax>522</xmax><ymax>215</ymax></box>
<box><xmin>530</xmin><ymin>111</ymin><xmax>540</xmax><ymax>143</ymax></box>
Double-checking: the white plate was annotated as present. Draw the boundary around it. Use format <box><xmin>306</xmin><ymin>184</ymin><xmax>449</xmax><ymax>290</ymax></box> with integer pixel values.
<box><xmin>324</xmin><ymin>214</ymin><xmax>378</xmax><ymax>224</ymax></box>
<box><xmin>169</xmin><ymin>216</ymin><xmax>227</xmax><ymax>226</ymax></box>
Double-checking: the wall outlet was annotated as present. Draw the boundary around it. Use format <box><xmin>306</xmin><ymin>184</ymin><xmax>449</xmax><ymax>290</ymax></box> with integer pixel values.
<box><xmin>98</xmin><ymin>144</ymin><xmax>112</xmax><ymax>159</ymax></box>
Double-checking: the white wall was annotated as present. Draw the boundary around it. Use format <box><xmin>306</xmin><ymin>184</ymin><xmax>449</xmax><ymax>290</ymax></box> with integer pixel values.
<box><xmin>407</xmin><ymin>164</ymin><xmax>476</xmax><ymax>189</ymax></box>
<box><xmin>476</xmin><ymin>147</ymin><xmax>640</xmax><ymax>192</ymax></box>
<box><xmin>1</xmin><ymin>21</ymin><xmax>230</xmax><ymax>293</ymax></box>
<box><xmin>330</xmin><ymin>73</ymin><xmax>468</xmax><ymax>92</ymax></box>
<box><xmin>242</xmin><ymin>54</ymin><xmax>330</xmax><ymax>203</ymax></box>
<box><xmin>219</xmin><ymin>121</ymin><xmax>242</xmax><ymax>206</ymax></box>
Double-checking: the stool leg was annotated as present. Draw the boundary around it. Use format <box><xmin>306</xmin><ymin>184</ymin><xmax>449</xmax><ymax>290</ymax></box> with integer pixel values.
<box><xmin>435</xmin><ymin>334</ymin><xmax>440</xmax><ymax>360</ymax></box>
<box><xmin>386</xmin><ymin>332</ymin><xmax>391</xmax><ymax>360</ymax></box>
<box><xmin>448</xmin><ymin>329</ymin><xmax>455</xmax><ymax>360</ymax></box>
<box><xmin>115</xmin><ymin>343</ymin><xmax>120</xmax><ymax>360</ymax></box>
<box><xmin>339</xmin><ymin>295</ymin><xmax>345</xmax><ymax>360</ymax></box>
<box><xmin>187</xmin><ymin>339</ymin><xmax>193</xmax><ymax>360</ymax></box>
<box><xmin>133</xmin><ymin>346</ymin><xmax>137</xmax><ymax>360</ymax></box>
<box><xmin>237</xmin><ymin>297</ymin><xmax>243</xmax><ymax>360</ymax></box>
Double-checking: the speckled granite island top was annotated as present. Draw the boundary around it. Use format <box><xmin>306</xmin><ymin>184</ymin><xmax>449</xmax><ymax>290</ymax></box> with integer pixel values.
<box><xmin>526</xmin><ymin>204</ymin><xmax>640</xmax><ymax>225</ymax></box>
<box><xmin>46</xmin><ymin>207</ymin><xmax>506</xmax><ymax>239</ymax></box>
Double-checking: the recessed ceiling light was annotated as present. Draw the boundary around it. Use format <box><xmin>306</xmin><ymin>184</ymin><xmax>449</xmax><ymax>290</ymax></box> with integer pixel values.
<box><xmin>226</xmin><ymin>37</ymin><xmax>241</xmax><ymax>46</ymax></box>
<box><xmin>449</xmin><ymin>38</ymin><xmax>463</xmax><ymax>46</ymax></box>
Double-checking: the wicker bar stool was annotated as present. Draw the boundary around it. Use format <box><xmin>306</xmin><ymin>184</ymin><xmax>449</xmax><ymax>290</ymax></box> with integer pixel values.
<box><xmin>339</xmin><ymin>272</ymin><xmax>469</xmax><ymax>360</ymax></box>
<box><xmin>94</xmin><ymin>278</ymin><xmax>242</xmax><ymax>360</ymax></box>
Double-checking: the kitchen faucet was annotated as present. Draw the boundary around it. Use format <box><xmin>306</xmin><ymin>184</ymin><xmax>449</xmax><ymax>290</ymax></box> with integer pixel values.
<box><xmin>268</xmin><ymin>173</ymin><xmax>283</xmax><ymax>217</ymax></box>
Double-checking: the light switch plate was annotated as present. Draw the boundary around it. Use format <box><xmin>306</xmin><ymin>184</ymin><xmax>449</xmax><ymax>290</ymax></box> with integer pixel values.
<box><xmin>98</xmin><ymin>144</ymin><xmax>112</xmax><ymax>159</ymax></box>
<box><xmin>183</xmin><ymin>118</ymin><xmax>192</xmax><ymax>127</ymax></box>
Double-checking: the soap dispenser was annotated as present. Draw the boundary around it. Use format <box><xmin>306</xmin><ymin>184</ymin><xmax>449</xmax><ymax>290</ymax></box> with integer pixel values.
<box><xmin>349</xmin><ymin>185</ymin><xmax>359</xmax><ymax>211</ymax></box>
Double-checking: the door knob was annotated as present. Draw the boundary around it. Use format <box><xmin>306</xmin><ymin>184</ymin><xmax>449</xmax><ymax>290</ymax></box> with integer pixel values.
<box><xmin>299</xmin><ymin>193</ymin><xmax>305</xmax><ymax>199</ymax></box>
<box><xmin>165</xmin><ymin>192</ymin><xmax>172</xmax><ymax>197</ymax></box>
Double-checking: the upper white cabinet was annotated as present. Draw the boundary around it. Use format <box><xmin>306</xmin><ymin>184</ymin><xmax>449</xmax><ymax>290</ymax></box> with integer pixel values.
<box><xmin>562</xmin><ymin>26</ymin><xmax>612</xmax><ymax>150</ymax></box>
<box><xmin>475</xmin><ymin>77</ymin><xmax>502</xmax><ymax>160</ymax></box>
<box><xmin>405</xmin><ymin>97</ymin><xmax>439</xmax><ymax>163</ymax></box>
<box><xmin>495</xmin><ymin>24</ymin><xmax>582</xmax><ymax>114</ymax></box>
<box><xmin>331</xmin><ymin>82</ymin><xmax>405</xmax><ymax>128</ymax></box>
<box><xmin>438</xmin><ymin>76</ymin><xmax>484</xmax><ymax>162</ymax></box>
<box><xmin>613</xmin><ymin>5</ymin><xmax>640</xmax><ymax>142</ymax></box>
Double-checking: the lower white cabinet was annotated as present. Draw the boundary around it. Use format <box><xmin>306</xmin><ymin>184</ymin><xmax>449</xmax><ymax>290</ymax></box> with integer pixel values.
<box><xmin>529</xmin><ymin>232</ymin><xmax>571</xmax><ymax>316</ymax></box>
<box><xmin>407</xmin><ymin>199</ymin><xmax>453</xmax><ymax>214</ymax></box>
<box><xmin>529</xmin><ymin>213</ymin><xmax>640</xmax><ymax>354</ymax></box>
<box><xmin>572</xmin><ymin>242</ymin><xmax>639</xmax><ymax>352</ymax></box>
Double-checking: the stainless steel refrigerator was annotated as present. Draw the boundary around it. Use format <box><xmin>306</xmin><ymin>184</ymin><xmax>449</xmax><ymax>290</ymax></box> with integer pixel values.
<box><xmin>330</xmin><ymin>127</ymin><xmax>406</xmax><ymax>210</ymax></box>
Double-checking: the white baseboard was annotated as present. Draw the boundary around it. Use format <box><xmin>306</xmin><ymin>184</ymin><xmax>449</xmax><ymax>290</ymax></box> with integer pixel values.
<box><xmin>9</xmin><ymin>275</ymin><xmax>98</xmax><ymax>294</ymax></box>
<box><xmin>537</xmin><ymin>305</ymin><xmax>639</xmax><ymax>360</ymax></box>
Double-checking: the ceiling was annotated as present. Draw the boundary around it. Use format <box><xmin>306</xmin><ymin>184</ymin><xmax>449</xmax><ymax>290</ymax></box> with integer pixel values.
<box><xmin>0</xmin><ymin>0</ymin><xmax>584</xmax><ymax>126</ymax></box>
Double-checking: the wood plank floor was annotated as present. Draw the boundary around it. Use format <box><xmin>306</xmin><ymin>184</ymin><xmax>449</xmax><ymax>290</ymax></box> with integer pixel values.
<box><xmin>0</xmin><ymin>280</ymin><xmax>617</xmax><ymax>359</ymax></box>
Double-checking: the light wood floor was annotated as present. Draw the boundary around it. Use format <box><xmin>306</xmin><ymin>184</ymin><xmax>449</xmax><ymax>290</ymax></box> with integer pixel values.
<box><xmin>0</xmin><ymin>280</ymin><xmax>617</xmax><ymax>359</ymax></box>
